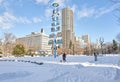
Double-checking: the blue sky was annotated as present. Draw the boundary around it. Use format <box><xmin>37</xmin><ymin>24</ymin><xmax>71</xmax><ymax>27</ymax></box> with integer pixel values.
<box><xmin>0</xmin><ymin>0</ymin><xmax>120</xmax><ymax>43</ymax></box>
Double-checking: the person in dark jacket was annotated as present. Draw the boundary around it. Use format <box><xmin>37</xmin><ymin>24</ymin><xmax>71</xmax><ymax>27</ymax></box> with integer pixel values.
<box><xmin>62</xmin><ymin>52</ymin><xmax>66</xmax><ymax>62</ymax></box>
<box><xmin>94</xmin><ymin>52</ymin><xmax>97</xmax><ymax>61</ymax></box>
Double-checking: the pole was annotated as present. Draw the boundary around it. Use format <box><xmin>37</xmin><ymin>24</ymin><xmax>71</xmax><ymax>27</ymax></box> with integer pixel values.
<box><xmin>51</xmin><ymin>3</ymin><xmax>60</xmax><ymax>58</ymax></box>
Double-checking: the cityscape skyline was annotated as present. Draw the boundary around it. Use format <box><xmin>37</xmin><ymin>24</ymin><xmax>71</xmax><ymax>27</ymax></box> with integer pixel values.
<box><xmin>0</xmin><ymin>0</ymin><xmax>120</xmax><ymax>43</ymax></box>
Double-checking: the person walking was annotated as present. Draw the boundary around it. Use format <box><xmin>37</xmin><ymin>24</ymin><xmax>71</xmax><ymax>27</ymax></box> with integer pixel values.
<box><xmin>62</xmin><ymin>52</ymin><xmax>66</xmax><ymax>62</ymax></box>
<box><xmin>94</xmin><ymin>52</ymin><xmax>97</xmax><ymax>61</ymax></box>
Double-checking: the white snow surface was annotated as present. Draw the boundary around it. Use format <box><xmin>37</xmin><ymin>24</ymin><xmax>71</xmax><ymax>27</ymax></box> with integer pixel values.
<box><xmin>0</xmin><ymin>55</ymin><xmax>120</xmax><ymax>82</ymax></box>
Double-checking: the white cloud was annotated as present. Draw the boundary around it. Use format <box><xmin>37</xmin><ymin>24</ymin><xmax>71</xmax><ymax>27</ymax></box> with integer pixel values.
<box><xmin>45</xmin><ymin>8</ymin><xmax>52</xmax><ymax>18</ymax></box>
<box><xmin>0</xmin><ymin>12</ymin><xmax>16</xmax><ymax>29</ymax></box>
<box><xmin>3</xmin><ymin>12</ymin><xmax>16</xmax><ymax>22</ymax></box>
<box><xmin>35</xmin><ymin>0</ymin><xmax>70</xmax><ymax>7</ymax></box>
<box><xmin>1</xmin><ymin>12</ymin><xmax>31</xmax><ymax>24</ymax></box>
<box><xmin>95</xmin><ymin>4</ymin><xmax>118</xmax><ymax>18</ymax></box>
<box><xmin>77</xmin><ymin>7</ymin><xmax>95</xmax><ymax>19</ymax></box>
<box><xmin>0</xmin><ymin>0</ymin><xmax>3</xmax><ymax>6</ymax></box>
<box><xmin>36</xmin><ymin>0</ymin><xmax>50</xmax><ymax>5</ymax></box>
<box><xmin>18</xmin><ymin>17</ymin><xmax>31</xmax><ymax>24</ymax></box>
<box><xmin>77</xmin><ymin>4</ymin><xmax>118</xmax><ymax>19</ymax></box>
<box><xmin>33</xmin><ymin>17</ymin><xmax>42</xmax><ymax>23</ymax></box>
<box><xmin>0</xmin><ymin>12</ymin><xmax>42</xmax><ymax>29</ymax></box>
<box><xmin>0</xmin><ymin>22</ymin><xmax>13</xmax><ymax>29</ymax></box>
<box><xmin>71</xmin><ymin>4</ymin><xmax>77</xmax><ymax>13</ymax></box>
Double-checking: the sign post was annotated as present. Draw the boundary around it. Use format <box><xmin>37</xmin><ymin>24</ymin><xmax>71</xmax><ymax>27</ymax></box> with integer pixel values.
<box><xmin>48</xmin><ymin>3</ymin><xmax>62</xmax><ymax>58</ymax></box>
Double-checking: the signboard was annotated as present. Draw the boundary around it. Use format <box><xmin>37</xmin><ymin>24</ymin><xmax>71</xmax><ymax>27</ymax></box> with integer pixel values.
<box><xmin>51</xmin><ymin>27</ymin><xmax>55</xmax><ymax>32</ymax></box>
<box><xmin>49</xmin><ymin>33</ymin><xmax>55</xmax><ymax>38</ymax></box>
<box><xmin>48</xmin><ymin>40</ymin><xmax>53</xmax><ymax>45</ymax></box>
<box><xmin>56</xmin><ymin>22</ymin><xmax>59</xmax><ymax>25</ymax></box>
<box><xmin>57</xmin><ymin>32</ymin><xmax>62</xmax><ymax>37</ymax></box>
<box><xmin>56</xmin><ymin>26</ymin><xmax>60</xmax><ymax>31</ymax></box>
<box><xmin>49</xmin><ymin>2</ymin><xmax>62</xmax><ymax>58</ymax></box>
<box><xmin>57</xmin><ymin>39</ymin><xmax>62</xmax><ymax>44</ymax></box>
<box><xmin>52</xmin><ymin>17</ymin><xmax>59</xmax><ymax>21</ymax></box>
<box><xmin>51</xmin><ymin>23</ymin><xmax>55</xmax><ymax>26</ymax></box>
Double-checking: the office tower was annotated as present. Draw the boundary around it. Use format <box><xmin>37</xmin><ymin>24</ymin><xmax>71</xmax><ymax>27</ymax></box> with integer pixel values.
<box><xmin>62</xmin><ymin>8</ymin><xmax>74</xmax><ymax>49</ymax></box>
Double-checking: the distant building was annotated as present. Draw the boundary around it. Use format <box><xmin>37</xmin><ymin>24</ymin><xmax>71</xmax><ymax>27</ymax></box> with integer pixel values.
<box><xmin>82</xmin><ymin>35</ymin><xmax>90</xmax><ymax>43</ymax></box>
<box><xmin>16</xmin><ymin>29</ymin><xmax>52</xmax><ymax>55</ymax></box>
<box><xmin>62</xmin><ymin>8</ymin><xmax>74</xmax><ymax>49</ymax></box>
<box><xmin>74</xmin><ymin>37</ymin><xmax>87</xmax><ymax>54</ymax></box>
<box><xmin>81</xmin><ymin>35</ymin><xmax>91</xmax><ymax>55</ymax></box>
<box><xmin>82</xmin><ymin>35</ymin><xmax>90</xmax><ymax>48</ymax></box>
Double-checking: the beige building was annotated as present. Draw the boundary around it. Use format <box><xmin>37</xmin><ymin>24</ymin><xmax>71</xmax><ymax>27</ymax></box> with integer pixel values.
<box><xmin>62</xmin><ymin>8</ymin><xmax>74</xmax><ymax>49</ymax></box>
<box><xmin>16</xmin><ymin>29</ymin><xmax>52</xmax><ymax>54</ymax></box>
<box><xmin>81</xmin><ymin>35</ymin><xmax>91</xmax><ymax>55</ymax></box>
<box><xmin>82</xmin><ymin>35</ymin><xmax>90</xmax><ymax>47</ymax></box>
<box><xmin>74</xmin><ymin>37</ymin><xmax>88</xmax><ymax>54</ymax></box>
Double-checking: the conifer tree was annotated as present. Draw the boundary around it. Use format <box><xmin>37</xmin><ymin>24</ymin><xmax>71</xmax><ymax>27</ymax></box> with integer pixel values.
<box><xmin>12</xmin><ymin>44</ymin><xmax>25</xmax><ymax>56</ymax></box>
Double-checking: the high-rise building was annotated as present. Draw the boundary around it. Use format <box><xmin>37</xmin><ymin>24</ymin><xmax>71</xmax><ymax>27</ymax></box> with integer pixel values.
<box><xmin>16</xmin><ymin>29</ymin><xmax>52</xmax><ymax>54</ymax></box>
<box><xmin>62</xmin><ymin>8</ymin><xmax>74</xmax><ymax>49</ymax></box>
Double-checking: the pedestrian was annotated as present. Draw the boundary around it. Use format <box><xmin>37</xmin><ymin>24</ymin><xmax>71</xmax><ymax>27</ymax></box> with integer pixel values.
<box><xmin>62</xmin><ymin>52</ymin><xmax>66</xmax><ymax>62</ymax></box>
<box><xmin>94</xmin><ymin>52</ymin><xmax>97</xmax><ymax>61</ymax></box>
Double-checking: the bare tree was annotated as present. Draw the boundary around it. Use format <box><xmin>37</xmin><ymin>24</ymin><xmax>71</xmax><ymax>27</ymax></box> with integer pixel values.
<box><xmin>99</xmin><ymin>37</ymin><xmax>104</xmax><ymax>54</ymax></box>
<box><xmin>0</xmin><ymin>39</ymin><xmax>2</xmax><ymax>54</ymax></box>
<box><xmin>116</xmin><ymin>33</ymin><xmax>120</xmax><ymax>43</ymax></box>
<box><xmin>0</xmin><ymin>39</ymin><xmax>2</xmax><ymax>47</ymax></box>
<box><xmin>105</xmin><ymin>42</ymin><xmax>113</xmax><ymax>54</ymax></box>
<box><xmin>3</xmin><ymin>33</ymin><xmax>16</xmax><ymax>56</ymax></box>
<box><xmin>116</xmin><ymin>33</ymin><xmax>120</xmax><ymax>52</ymax></box>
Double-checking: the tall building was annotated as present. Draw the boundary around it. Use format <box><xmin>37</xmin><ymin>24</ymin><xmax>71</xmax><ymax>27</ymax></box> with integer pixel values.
<box><xmin>16</xmin><ymin>29</ymin><xmax>52</xmax><ymax>54</ymax></box>
<box><xmin>62</xmin><ymin>8</ymin><xmax>74</xmax><ymax>49</ymax></box>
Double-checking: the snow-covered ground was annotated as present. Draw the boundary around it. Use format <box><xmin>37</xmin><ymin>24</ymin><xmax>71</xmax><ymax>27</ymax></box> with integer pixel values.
<box><xmin>0</xmin><ymin>55</ymin><xmax>120</xmax><ymax>82</ymax></box>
